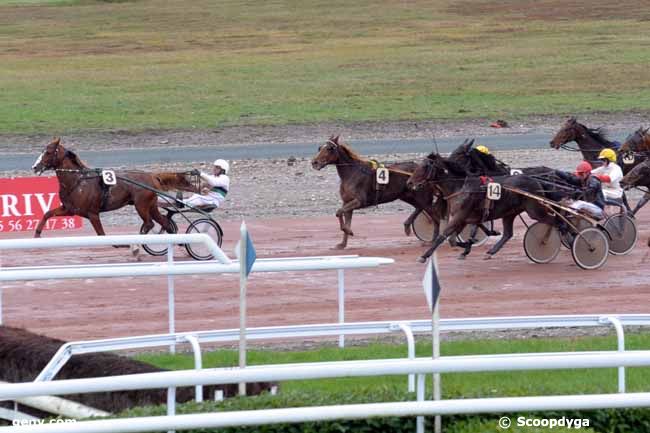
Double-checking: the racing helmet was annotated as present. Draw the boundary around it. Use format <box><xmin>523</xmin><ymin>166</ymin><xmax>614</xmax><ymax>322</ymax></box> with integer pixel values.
<box><xmin>476</xmin><ymin>145</ymin><xmax>490</xmax><ymax>155</ymax></box>
<box><xmin>213</xmin><ymin>159</ymin><xmax>230</xmax><ymax>174</ymax></box>
<box><xmin>575</xmin><ymin>161</ymin><xmax>593</xmax><ymax>175</ymax></box>
<box><xmin>598</xmin><ymin>148</ymin><xmax>617</xmax><ymax>163</ymax></box>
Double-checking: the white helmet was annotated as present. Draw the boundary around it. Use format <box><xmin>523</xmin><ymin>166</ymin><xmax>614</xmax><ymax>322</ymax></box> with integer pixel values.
<box><xmin>213</xmin><ymin>159</ymin><xmax>229</xmax><ymax>174</ymax></box>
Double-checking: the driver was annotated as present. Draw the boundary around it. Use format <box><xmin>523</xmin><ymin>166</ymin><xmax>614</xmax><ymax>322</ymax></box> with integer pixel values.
<box><xmin>590</xmin><ymin>148</ymin><xmax>623</xmax><ymax>203</ymax></box>
<box><xmin>554</xmin><ymin>161</ymin><xmax>605</xmax><ymax>219</ymax></box>
<box><xmin>184</xmin><ymin>159</ymin><xmax>230</xmax><ymax>208</ymax></box>
<box><xmin>160</xmin><ymin>159</ymin><xmax>230</xmax><ymax>209</ymax></box>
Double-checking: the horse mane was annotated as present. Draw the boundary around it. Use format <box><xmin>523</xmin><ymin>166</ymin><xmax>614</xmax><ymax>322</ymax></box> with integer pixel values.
<box><xmin>64</xmin><ymin>150</ymin><xmax>89</xmax><ymax>169</ymax></box>
<box><xmin>336</xmin><ymin>142</ymin><xmax>365</xmax><ymax>162</ymax></box>
<box><xmin>443</xmin><ymin>158</ymin><xmax>469</xmax><ymax>177</ymax></box>
<box><xmin>469</xmin><ymin>149</ymin><xmax>509</xmax><ymax>174</ymax></box>
<box><xmin>428</xmin><ymin>153</ymin><xmax>466</xmax><ymax>177</ymax></box>
<box><xmin>585</xmin><ymin>126</ymin><xmax>610</xmax><ymax>145</ymax></box>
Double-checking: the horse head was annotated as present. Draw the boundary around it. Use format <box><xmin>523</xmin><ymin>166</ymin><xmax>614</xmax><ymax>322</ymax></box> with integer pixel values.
<box><xmin>407</xmin><ymin>153</ymin><xmax>447</xmax><ymax>191</ymax></box>
<box><xmin>32</xmin><ymin>137</ymin><xmax>65</xmax><ymax>174</ymax></box>
<box><xmin>311</xmin><ymin>135</ymin><xmax>342</xmax><ymax>170</ymax></box>
<box><xmin>621</xmin><ymin>159</ymin><xmax>650</xmax><ymax>190</ymax></box>
<box><xmin>549</xmin><ymin>117</ymin><xmax>581</xmax><ymax>149</ymax></box>
<box><xmin>621</xmin><ymin>127</ymin><xmax>650</xmax><ymax>153</ymax></box>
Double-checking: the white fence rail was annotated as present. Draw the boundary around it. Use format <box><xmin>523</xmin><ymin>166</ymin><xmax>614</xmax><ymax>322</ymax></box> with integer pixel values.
<box><xmin>0</xmin><ymin>234</ymin><xmax>393</xmax><ymax>348</ymax></box>
<box><xmin>35</xmin><ymin>314</ymin><xmax>650</xmax><ymax>394</ymax></box>
<box><xmin>2</xmin><ymin>351</ymin><xmax>650</xmax><ymax>432</ymax></box>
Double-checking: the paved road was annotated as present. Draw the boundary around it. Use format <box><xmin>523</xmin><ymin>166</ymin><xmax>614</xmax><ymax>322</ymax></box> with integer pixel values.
<box><xmin>0</xmin><ymin>131</ymin><xmax>621</xmax><ymax>171</ymax></box>
<box><xmin>3</xmin><ymin>133</ymin><xmax>547</xmax><ymax>171</ymax></box>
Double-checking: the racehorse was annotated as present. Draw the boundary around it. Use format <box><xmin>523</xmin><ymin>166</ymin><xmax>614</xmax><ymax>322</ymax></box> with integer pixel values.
<box><xmin>549</xmin><ymin>117</ymin><xmax>623</xmax><ymax>167</ymax></box>
<box><xmin>311</xmin><ymin>135</ymin><xmax>441</xmax><ymax>249</ymax></box>
<box><xmin>31</xmin><ymin>138</ymin><xmax>198</xmax><ymax>239</ymax></box>
<box><xmin>621</xmin><ymin>127</ymin><xmax>650</xmax><ymax>155</ymax></box>
<box><xmin>407</xmin><ymin>153</ymin><xmax>555</xmax><ymax>262</ymax></box>
<box><xmin>621</xmin><ymin>155</ymin><xmax>650</xmax><ymax>217</ymax></box>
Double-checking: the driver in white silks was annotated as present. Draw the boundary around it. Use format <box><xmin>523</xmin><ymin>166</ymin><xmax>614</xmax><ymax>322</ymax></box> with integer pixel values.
<box><xmin>157</xmin><ymin>159</ymin><xmax>230</xmax><ymax>209</ymax></box>
<box><xmin>135</xmin><ymin>159</ymin><xmax>230</xmax><ymax>257</ymax></box>
<box><xmin>183</xmin><ymin>159</ymin><xmax>230</xmax><ymax>209</ymax></box>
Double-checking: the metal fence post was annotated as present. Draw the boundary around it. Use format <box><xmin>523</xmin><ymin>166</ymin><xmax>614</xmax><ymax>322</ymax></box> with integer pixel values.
<box><xmin>600</xmin><ymin>316</ymin><xmax>626</xmax><ymax>393</ymax></box>
<box><xmin>167</xmin><ymin>243</ymin><xmax>175</xmax><ymax>354</ymax></box>
<box><xmin>337</xmin><ymin>269</ymin><xmax>345</xmax><ymax>348</ymax></box>
<box><xmin>416</xmin><ymin>374</ymin><xmax>425</xmax><ymax>433</ymax></box>
<box><xmin>391</xmin><ymin>323</ymin><xmax>415</xmax><ymax>392</ymax></box>
<box><xmin>184</xmin><ymin>335</ymin><xmax>203</xmax><ymax>402</ymax></box>
<box><xmin>166</xmin><ymin>386</ymin><xmax>176</xmax><ymax>433</ymax></box>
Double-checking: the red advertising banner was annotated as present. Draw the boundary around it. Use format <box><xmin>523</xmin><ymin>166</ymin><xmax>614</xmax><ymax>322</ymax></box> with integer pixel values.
<box><xmin>0</xmin><ymin>176</ymin><xmax>83</xmax><ymax>233</ymax></box>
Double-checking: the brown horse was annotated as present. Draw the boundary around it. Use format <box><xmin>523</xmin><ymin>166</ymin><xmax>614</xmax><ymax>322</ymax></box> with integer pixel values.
<box><xmin>549</xmin><ymin>117</ymin><xmax>624</xmax><ymax>166</ymax></box>
<box><xmin>31</xmin><ymin>138</ymin><xmax>198</xmax><ymax>239</ymax></box>
<box><xmin>311</xmin><ymin>135</ymin><xmax>441</xmax><ymax>249</ymax></box>
<box><xmin>407</xmin><ymin>153</ymin><xmax>555</xmax><ymax>262</ymax></box>
<box><xmin>621</xmin><ymin>126</ymin><xmax>650</xmax><ymax>154</ymax></box>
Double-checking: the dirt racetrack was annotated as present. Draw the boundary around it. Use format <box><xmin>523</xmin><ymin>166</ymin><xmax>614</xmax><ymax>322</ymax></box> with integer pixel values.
<box><xmin>1</xmin><ymin>208</ymin><xmax>649</xmax><ymax>343</ymax></box>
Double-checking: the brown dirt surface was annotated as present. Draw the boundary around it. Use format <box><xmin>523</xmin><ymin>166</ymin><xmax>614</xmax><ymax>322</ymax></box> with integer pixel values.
<box><xmin>1</xmin><ymin>209</ymin><xmax>649</xmax><ymax>343</ymax></box>
<box><xmin>2</xmin><ymin>115</ymin><xmax>650</xmax><ymax>347</ymax></box>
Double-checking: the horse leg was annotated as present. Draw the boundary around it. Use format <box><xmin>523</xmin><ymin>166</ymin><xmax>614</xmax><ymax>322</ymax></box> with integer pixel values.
<box><xmin>431</xmin><ymin>199</ymin><xmax>447</xmax><ymax>241</ymax></box>
<box><xmin>418</xmin><ymin>218</ymin><xmax>466</xmax><ymax>263</ymax></box>
<box><xmin>34</xmin><ymin>206</ymin><xmax>70</xmax><ymax>238</ymax></box>
<box><xmin>485</xmin><ymin>215</ymin><xmax>516</xmax><ymax>258</ymax></box>
<box><xmin>87</xmin><ymin>213</ymin><xmax>115</xmax><ymax>243</ymax></box>
<box><xmin>149</xmin><ymin>204</ymin><xmax>175</xmax><ymax>234</ymax></box>
<box><xmin>402</xmin><ymin>208</ymin><xmax>421</xmax><ymax>236</ymax></box>
<box><xmin>479</xmin><ymin>222</ymin><xmax>500</xmax><ymax>237</ymax></box>
<box><xmin>336</xmin><ymin>211</ymin><xmax>354</xmax><ymax>250</ymax></box>
<box><xmin>335</xmin><ymin>199</ymin><xmax>361</xmax><ymax>249</ymax></box>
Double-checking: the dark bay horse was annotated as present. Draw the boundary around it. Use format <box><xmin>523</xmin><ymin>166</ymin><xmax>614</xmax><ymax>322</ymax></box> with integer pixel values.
<box><xmin>621</xmin><ymin>126</ymin><xmax>650</xmax><ymax>155</ymax></box>
<box><xmin>619</xmin><ymin>127</ymin><xmax>650</xmax><ymax>215</ymax></box>
<box><xmin>407</xmin><ymin>154</ymin><xmax>555</xmax><ymax>262</ymax></box>
<box><xmin>311</xmin><ymin>135</ymin><xmax>441</xmax><ymax>249</ymax></box>
<box><xmin>31</xmin><ymin>138</ymin><xmax>198</xmax><ymax>239</ymax></box>
<box><xmin>549</xmin><ymin>117</ymin><xmax>622</xmax><ymax>166</ymax></box>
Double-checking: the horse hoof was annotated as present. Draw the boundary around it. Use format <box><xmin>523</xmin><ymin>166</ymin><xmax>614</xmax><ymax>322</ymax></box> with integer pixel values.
<box><xmin>483</xmin><ymin>254</ymin><xmax>492</xmax><ymax>260</ymax></box>
<box><xmin>457</xmin><ymin>255</ymin><xmax>466</xmax><ymax>260</ymax></box>
<box><xmin>417</xmin><ymin>256</ymin><xmax>427</xmax><ymax>264</ymax></box>
<box><xmin>335</xmin><ymin>243</ymin><xmax>346</xmax><ymax>250</ymax></box>
<box><xmin>404</xmin><ymin>225</ymin><xmax>412</xmax><ymax>236</ymax></box>
<box><xmin>130</xmin><ymin>244</ymin><xmax>140</xmax><ymax>257</ymax></box>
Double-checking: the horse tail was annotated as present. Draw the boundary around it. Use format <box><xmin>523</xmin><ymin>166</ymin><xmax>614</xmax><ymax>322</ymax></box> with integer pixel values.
<box><xmin>153</xmin><ymin>172</ymin><xmax>199</xmax><ymax>193</ymax></box>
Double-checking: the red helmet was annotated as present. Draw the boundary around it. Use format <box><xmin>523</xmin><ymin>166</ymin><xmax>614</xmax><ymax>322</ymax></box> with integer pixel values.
<box><xmin>575</xmin><ymin>161</ymin><xmax>593</xmax><ymax>175</ymax></box>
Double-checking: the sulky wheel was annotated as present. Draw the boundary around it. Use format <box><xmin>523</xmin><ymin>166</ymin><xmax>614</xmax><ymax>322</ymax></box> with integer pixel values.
<box><xmin>603</xmin><ymin>214</ymin><xmax>638</xmax><ymax>256</ymax></box>
<box><xmin>185</xmin><ymin>218</ymin><xmax>224</xmax><ymax>260</ymax></box>
<box><xmin>412</xmin><ymin>210</ymin><xmax>436</xmax><ymax>242</ymax></box>
<box><xmin>139</xmin><ymin>219</ymin><xmax>178</xmax><ymax>256</ymax></box>
<box><xmin>523</xmin><ymin>222</ymin><xmax>561</xmax><ymax>264</ymax></box>
<box><xmin>571</xmin><ymin>227</ymin><xmax>609</xmax><ymax>270</ymax></box>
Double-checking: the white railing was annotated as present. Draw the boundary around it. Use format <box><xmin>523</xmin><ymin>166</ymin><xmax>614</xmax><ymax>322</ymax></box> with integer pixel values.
<box><xmin>2</xmin><ymin>351</ymin><xmax>650</xmax><ymax>432</ymax></box>
<box><xmin>0</xmin><ymin>234</ymin><xmax>393</xmax><ymax>348</ymax></box>
<box><xmin>34</xmin><ymin>314</ymin><xmax>650</xmax><ymax>395</ymax></box>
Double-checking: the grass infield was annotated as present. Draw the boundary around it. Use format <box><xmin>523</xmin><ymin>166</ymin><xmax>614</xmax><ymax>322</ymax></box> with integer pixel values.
<box><xmin>137</xmin><ymin>332</ymin><xmax>650</xmax><ymax>397</ymax></box>
<box><xmin>1</xmin><ymin>0</ymin><xmax>650</xmax><ymax>134</ymax></box>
